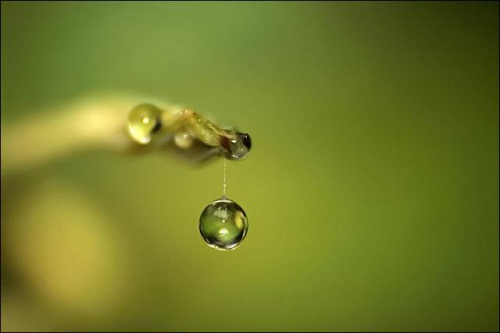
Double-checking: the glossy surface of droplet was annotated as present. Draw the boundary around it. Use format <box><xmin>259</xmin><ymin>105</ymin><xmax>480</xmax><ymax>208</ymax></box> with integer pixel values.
<box><xmin>199</xmin><ymin>197</ymin><xmax>248</xmax><ymax>250</ymax></box>
<box><xmin>174</xmin><ymin>131</ymin><xmax>194</xmax><ymax>149</ymax></box>
<box><xmin>221</xmin><ymin>131</ymin><xmax>252</xmax><ymax>160</ymax></box>
<box><xmin>127</xmin><ymin>103</ymin><xmax>162</xmax><ymax>144</ymax></box>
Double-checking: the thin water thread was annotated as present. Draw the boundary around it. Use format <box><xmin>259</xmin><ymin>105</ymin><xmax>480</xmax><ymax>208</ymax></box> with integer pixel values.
<box><xmin>222</xmin><ymin>158</ymin><xmax>227</xmax><ymax>197</ymax></box>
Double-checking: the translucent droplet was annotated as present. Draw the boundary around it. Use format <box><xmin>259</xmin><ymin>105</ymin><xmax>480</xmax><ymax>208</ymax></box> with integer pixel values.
<box><xmin>174</xmin><ymin>131</ymin><xmax>194</xmax><ymax>149</ymax></box>
<box><xmin>199</xmin><ymin>197</ymin><xmax>248</xmax><ymax>250</ymax></box>
<box><xmin>127</xmin><ymin>103</ymin><xmax>162</xmax><ymax>144</ymax></box>
<box><xmin>221</xmin><ymin>132</ymin><xmax>252</xmax><ymax>160</ymax></box>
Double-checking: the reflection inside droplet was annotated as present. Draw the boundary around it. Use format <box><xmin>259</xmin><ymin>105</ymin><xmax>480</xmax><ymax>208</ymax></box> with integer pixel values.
<box><xmin>199</xmin><ymin>197</ymin><xmax>248</xmax><ymax>251</ymax></box>
<box><xmin>127</xmin><ymin>103</ymin><xmax>162</xmax><ymax>144</ymax></box>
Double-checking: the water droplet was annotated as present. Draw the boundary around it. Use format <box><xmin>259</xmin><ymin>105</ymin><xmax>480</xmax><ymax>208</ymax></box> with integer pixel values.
<box><xmin>174</xmin><ymin>131</ymin><xmax>194</xmax><ymax>149</ymax></box>
<box><xmin>199</xmin><ymin>197</ymin><xmax>248</xmax><ymax>250</ymax></box>
<box><xmin>221</xmin><ymin>132</ymin><xmax>252</xmax><ymax>160</ymax></box>
<box><xmin>127</xmin><ymin>103</ymin><xmax>162</xmax><ymax>144</ymax></box>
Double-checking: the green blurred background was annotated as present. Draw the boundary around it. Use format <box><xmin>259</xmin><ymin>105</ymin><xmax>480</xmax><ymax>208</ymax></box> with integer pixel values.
<box><xmin>1</xmin><ymin>1</ymin><xmax>498</xmax><ymax>331</ymax></box>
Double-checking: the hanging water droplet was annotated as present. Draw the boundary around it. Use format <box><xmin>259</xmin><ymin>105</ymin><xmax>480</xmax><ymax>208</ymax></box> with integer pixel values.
<box><xmin>199</xmin><ymin>197</ymin><xmax>248</xmax><ymax>250</ymax></box>
<box><xmin>220</xmin><ymin>131</ymin><xmax>252</xmax><ymax>160</ymax></box>
<box><xmin>127</xmin><ymin>103</ymin><xmax>162</xmax><ymax>144</ymax></box>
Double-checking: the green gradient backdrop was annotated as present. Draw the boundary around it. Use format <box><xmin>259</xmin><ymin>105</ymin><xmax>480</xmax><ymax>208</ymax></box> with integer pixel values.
<box><xmin>1</xmin><ymin>2</ymin><xmax>498</xmax><ymax>332</ymax></box>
